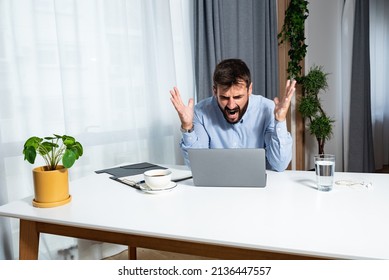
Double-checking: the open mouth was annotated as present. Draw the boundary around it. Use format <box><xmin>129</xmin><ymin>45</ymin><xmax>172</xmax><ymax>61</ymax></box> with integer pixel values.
<box><xmin>226</xmin><ymin>108</ymin><xmax>239</xmax><ymax>115</ymax></box>
<box><xmin>219</xmin><ymin>104</ymin><xmax>243</xmax><ymax>124</ymax></box>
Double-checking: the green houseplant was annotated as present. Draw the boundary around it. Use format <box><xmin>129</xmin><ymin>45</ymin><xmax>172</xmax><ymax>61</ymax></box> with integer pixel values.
<box><xmin>298</xmin><ymin>66</ymin><xmax>334</xmax><ymax>155</ymax></box>
<box><xmin>278</xmin><ymin>0</ymin><xmax>309</xmax><ymax>82</ymax></box>
<box><xmin>23</xmin><ymin>134</ymin><xmax>83</xmax><ymax>208</ymax></box>
<box><xmin>23</xmin><ymin>134</ymin><xmax>83</xmax><ymax>170</ymax></box>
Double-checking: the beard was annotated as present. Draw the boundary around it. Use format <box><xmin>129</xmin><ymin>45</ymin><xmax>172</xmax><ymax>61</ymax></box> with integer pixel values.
<box><xmin>219</xmin><ymin>102</ymin><xmax>249</xmax><ymax>124</ymax></box>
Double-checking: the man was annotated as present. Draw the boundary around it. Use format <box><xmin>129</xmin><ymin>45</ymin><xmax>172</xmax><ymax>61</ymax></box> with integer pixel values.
<box><xmin>170</xmin><ymin>58</ymin><xmax>296</xmax><ymax>171</ymax></box>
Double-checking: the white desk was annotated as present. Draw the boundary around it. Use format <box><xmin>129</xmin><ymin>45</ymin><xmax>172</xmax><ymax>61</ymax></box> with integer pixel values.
<box><xmin>1</xmin><ymin>165</ymin><xmax>389</xmax><ymax>260</ymax></box>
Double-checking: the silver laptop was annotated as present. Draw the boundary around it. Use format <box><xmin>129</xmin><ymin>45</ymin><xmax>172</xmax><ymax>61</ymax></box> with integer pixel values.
<box><xmin>188</xmin><ymin>148</ymin><xmax>267</xmax><ymax>187</ymax></box>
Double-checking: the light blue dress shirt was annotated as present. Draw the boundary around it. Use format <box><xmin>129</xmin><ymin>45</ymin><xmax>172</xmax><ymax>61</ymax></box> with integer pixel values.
<box><xmin>180</xmin><ymin>94</ymin><xmax>293</xmax><ymax>171</ymax></box>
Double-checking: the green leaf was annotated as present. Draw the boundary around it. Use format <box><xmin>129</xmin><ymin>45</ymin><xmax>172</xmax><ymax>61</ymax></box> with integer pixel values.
<box><xmin>23</xmin><ymin>146</ymin><xmax>37</xmax><ymax>164</ymax></box>
<box><xmin>74</xmin><ymin>142</ymin><xmax>83</xmax><ymax>157</ymax></box>
<box><xmin>62</xmin><ymin>135</ymin><xmax>75</xmax><ymax>146</ymax></box>
<box><xmin>23</xmin><ymin>136</ymin><xmax>42</xmax><ymax>149</ymax></box>
<box><xmin>62</xmin><ymin>149</ymin><xmax>76</xmax><ymax>168</ymax></box>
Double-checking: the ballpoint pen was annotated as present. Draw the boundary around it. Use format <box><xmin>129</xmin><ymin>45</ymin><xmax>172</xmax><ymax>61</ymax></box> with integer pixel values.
<box><xmin>113</xmin><ymin>176</ymin><xmax>193</xmax><ymax>190</ymax></box>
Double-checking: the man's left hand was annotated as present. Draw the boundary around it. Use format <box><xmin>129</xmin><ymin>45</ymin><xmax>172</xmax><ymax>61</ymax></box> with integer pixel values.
<box><xmin>274</xmin><ymin>79</ymin><xmax>296</xmax><ymax>122</ymax></box>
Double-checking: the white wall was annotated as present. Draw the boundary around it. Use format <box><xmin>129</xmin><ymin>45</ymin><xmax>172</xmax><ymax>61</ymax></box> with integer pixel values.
<box><xmin>304</xmin><ymin>0</ymin><xmax>345</xmax><ymax>171</ymax></box>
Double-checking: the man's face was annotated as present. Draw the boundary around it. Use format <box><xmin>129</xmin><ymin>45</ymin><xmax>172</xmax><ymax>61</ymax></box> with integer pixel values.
<box><xmin>214</xmin><ymin>82</ymin><xmax>252</xmax><ymax>124</ymax></box>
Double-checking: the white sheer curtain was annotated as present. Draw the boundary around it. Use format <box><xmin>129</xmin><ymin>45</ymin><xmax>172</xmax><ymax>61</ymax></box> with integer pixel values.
<box><xmin>370</xmin><ymin>0</ymin><xmax>389</xmax><ymax>170</ymax></box>
<box><xmin>0</xmin><ymin>0</ymin><xmax>194</xmax><ymax>259</ymax></box>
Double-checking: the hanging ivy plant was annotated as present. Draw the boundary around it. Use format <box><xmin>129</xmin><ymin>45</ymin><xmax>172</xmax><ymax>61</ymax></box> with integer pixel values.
<box><xmin>278</xmin><ymin>0</ymin><xmax>309</xmax><ymax>82</ymax></box>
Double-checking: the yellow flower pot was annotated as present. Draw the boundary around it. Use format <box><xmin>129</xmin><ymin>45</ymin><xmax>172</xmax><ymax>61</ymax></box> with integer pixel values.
<box><xmin>32</xmin><ymin>165</ymin><xmax>71</xmax><ymax>208</ymax></box>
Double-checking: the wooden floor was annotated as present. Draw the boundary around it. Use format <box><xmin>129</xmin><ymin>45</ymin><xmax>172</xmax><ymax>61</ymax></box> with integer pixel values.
<box><xmin>103</xmin><ymin>248</ymin><xmax>214</xmax><ymax>260</ymax></box>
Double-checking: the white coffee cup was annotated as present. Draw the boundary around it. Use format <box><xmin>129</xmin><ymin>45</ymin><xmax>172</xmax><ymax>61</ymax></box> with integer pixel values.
<box><xmin>143</xmin><ymin>169</ymin><xmax>172</xmax><ymax>190</ymax></box>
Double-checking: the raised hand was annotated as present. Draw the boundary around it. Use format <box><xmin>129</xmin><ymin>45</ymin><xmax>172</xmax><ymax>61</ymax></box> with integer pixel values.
<box><xmin>273</xmin><ymin>79</ymin><xmax>296</xmax><ymax>122</ymax></box>
<box><xmin>169</xmin><ymin>87</ymin><xmax>194</xmax><ymax>130</ymax></box>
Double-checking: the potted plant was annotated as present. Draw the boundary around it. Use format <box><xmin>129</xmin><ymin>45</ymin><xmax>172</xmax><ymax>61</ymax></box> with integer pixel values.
<box><xmin>23</xmin><ymin>134</ymin><xmax>83</xmax><ymax>208</ymax></box>
<box><xmin>298</xmin><ymin>65</ymin><xmax>334</xmax><ymax>155</ymax></box>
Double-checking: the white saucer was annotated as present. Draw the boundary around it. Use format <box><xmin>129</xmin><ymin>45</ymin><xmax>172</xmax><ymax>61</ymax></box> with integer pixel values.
<box><xmin>139</xmin><ymin>182</ymin><xmax>177</xmax><ymax>194</ymax></box>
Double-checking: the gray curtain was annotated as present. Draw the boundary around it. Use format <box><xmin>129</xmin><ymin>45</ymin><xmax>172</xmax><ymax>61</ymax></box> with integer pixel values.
<box><xmin>348</xmin><ymin>0</ymin><xmax>375</xmax><ymax>172</ymax></box>
<box><xmin>194</xmin><ymin>0</ymin><xmax>278</xmax><ymax>101</ymax></box>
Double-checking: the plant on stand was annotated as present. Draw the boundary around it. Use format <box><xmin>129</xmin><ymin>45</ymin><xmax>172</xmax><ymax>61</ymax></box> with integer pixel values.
<box><xmin>23</xmin><ymin>134</ymin><xmax>83</xmax><ymax>207</ymax></box>
<box><xmin>278</xmin><ymin>0</ymin><xmax>309</xmax><ymax>170</ymax></box>
<box><xmin>298</xmin><ymin>65</ymin><xmax>334</xmax><ymax>154</ymax></box>
<box><xmin>279</xmin><ymin>1</ymin><xmax>334</xmax><ymax>157</ymax></box>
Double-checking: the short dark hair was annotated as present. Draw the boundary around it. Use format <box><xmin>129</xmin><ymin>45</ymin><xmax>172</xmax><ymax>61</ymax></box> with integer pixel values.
<box><xmin>213</xmin><ymin>59</ymin><xmax>251</xmax><ymax>90</ymax></box>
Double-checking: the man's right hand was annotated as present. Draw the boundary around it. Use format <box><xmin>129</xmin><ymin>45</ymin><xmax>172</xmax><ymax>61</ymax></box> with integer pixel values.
<box><xmin>169</xmin><ymin>87</ymin><xmax>194</xmax><ymax>130</ymax></box>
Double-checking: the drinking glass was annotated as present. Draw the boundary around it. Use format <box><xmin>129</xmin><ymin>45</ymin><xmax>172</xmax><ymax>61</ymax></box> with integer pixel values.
<box><xmin>314</xmin><ymin>154</ymin><xmax>335</xmax><ymax>192</ymax></box>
